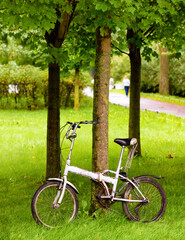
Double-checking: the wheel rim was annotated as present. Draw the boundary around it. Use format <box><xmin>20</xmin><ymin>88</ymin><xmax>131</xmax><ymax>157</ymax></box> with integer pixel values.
<box><xmin>125</xmin><ymin>181</ymin><xmax>163</xmax><ymax>222</ymax></box>
<box><xmin>35</xmin><ymin>183</ymin><xmax>76</xmax><ymax>228</ymax></box>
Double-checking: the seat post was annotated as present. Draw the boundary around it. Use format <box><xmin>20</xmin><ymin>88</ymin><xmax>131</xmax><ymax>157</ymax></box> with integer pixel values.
<box><xmin>112</xmin><ymin>146</ymin><xmax>125</xmax><ymax>196</ymax></box>
<box><xmin>116</xmin><ymin>146</ymin><xmax>125</xmax><ymax>176</ymax></box>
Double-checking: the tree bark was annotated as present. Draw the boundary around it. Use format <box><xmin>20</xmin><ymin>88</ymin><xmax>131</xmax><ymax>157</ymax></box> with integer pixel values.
<box><xmin>127</xmin><ymin>29</ymin><xmax>141</xmax><ymax>156</ymax></box>
<box><xmin>89</xmin><ymin>26</ymin><xmax>111</xmax><ymax>214</ymax></box>
<box><xmin>46</xmin><ymin>62</ymin><xmax>61</xmax><ymax>178</ymax></box>
<box><xmin>159</xmin><ymin>45</ymin><xmax>169</xmax><ymax>95</ymax></box>
<box><xmin>74</xmin><ymin>66</ymin><xmax>80</xmax><ymax>111</ymax></box>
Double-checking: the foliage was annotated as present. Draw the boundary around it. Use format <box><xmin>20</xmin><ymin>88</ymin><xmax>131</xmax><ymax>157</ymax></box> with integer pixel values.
<box><xmin>1</xmin><ymin>0</ymin><xmax>184</xmax><ymax>84</ymax></box>
<box><xmin>0</xmin><ymin>36</ymin><xmax>36</xmax><ymax>65</ymax></box>
<box><xmin>111</xmin><ymin>0</ymin><xmax>185</xmax><ymax>61</ymax></box>
<box><xmin>1</xmin><ymin>0</ymin><xmax>184</xmax><ymax>71</ymax></box>
<box><xmin>62</xmin><ymin>23</ymin><xmax>96</xmax><ymax>71</ymax></box>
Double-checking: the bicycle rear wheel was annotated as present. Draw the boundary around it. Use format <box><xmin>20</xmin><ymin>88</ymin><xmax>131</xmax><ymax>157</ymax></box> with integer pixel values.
<box><xmin>122</xmin><ymin>177</ymin><xmax>167</xmax><ymax>222</ymax></box>
<box><xmin>31</xmin><ymin>181</ymin><xmax>78</xmax><ymax>228</ymax></box>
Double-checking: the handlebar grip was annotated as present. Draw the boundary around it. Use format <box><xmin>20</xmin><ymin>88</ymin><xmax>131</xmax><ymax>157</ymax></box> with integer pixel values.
<box><xmin>80</xmin><ymin>120</ymin><xmax>100</xmax><ymax>124</ymax></box>
<box><xmin>66</xmin><ymin>120</ymin><xmax>100</xmax><ymax>126</ymax></box>
<box><xmin>92</xmin><ymin>121</ymin><xmax>100</xmax><ymax>124</ymax></box>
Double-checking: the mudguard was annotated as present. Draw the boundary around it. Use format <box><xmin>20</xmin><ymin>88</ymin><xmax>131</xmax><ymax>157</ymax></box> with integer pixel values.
<box><xmin>47</xmin><ymin>178</ymin><xmax>79</xmax><ymax>194</ymax></box>
<box><xmin>134</xmin><ymin>175</ymin><xmax>164</xmax><ymax>180</ymax></box>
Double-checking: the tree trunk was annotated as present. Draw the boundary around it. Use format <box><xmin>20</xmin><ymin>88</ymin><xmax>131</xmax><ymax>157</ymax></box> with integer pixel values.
<box><xmin>159</xmin><ymin>45</ymin><xmax>169</xmax><ymax>95</ymax></box>
<box><xmin>46</xmin><ymin>62</ymin><xmax>61</xmax><ymax>178</ymax></box>
<box><xmin>127</xmin><ymin>29</ymin><xmax>141</xmax><ymax>156</ymax></box>
<box><xmin>89</xmin><ymin>26</ymin><xmax>111</xmax><ymax>214</ymax></box>
<box><xmin>45</xmin><ymin>3</ymin><xmax>77</xmax><ymax>178</ymax></box>
<box><xmin>74</xmin><ymin>66</ymin><xmax>80</xmax><ymax>111</ymax></box>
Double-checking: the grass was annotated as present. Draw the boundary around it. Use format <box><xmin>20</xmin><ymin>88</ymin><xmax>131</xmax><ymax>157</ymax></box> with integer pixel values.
<box><xmin>111</xmin><ymin>89</ymin><xmax>185</xmax><ymax>106</ymax></box>
<box><xmin>1</xmin><ymin>104</ymin><xmax>185</xmax><ymax>240</ymax></box>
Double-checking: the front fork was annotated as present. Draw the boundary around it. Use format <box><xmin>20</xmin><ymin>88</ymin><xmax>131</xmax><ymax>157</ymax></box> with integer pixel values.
<box><xmin>56</xmin><ymin>177</ymin><xmax>67</xmax><ymax>205</ymax></box>
<box><xmin>48</xmin><ymin>176</ymin><xmax>79</xmax><ymax>207</ymax></box>
<box><xmin>52</xmin><ymin>177</ymin><xmax>67</xmax><ymax>208</ymax></box>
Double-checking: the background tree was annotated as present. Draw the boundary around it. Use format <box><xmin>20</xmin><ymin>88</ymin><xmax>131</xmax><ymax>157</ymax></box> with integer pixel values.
<box><xmin>159</xmin><ymin>45</ymin><xmax>169</xmax><ymax>95</ymax></box>
<box><xmin>112</xmin><ymin>0</ymin><xmax>185</xmax><ymax>155</ymax></box>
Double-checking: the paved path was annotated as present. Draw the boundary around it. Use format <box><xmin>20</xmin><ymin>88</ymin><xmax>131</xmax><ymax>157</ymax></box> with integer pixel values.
<box><xmin>83</xmin><ymin>87</ymin><xmax>185</xmax><ymax>118</ymax></box>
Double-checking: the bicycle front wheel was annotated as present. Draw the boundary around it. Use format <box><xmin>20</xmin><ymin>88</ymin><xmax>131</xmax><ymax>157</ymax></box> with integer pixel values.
<box><xmin>31</xmin><ymin>181</ymin><xmax>78</xmax><ymax>228</ymax></box>
<box><xmin>122</xmin><ymin>177</ymin><xmax>167</xmax><ymax>222</ymax></box>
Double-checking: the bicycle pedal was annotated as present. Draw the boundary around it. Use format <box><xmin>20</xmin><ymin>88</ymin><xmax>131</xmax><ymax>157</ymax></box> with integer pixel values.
<box><xmin>95</xmin><ymin>194</ymin><xmax>101</xmax><ymax>200</ymax></box>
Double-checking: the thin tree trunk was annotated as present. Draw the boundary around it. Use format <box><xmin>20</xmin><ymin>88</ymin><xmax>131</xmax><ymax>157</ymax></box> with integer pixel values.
<box><xmin>74</xmin><ymin>66</ymin><xmax>80</xmax><ymax>111</ymax></box>
<box><xmin>127</xmin><ymin>29</ymin><xmax>141</xmax><ymax>156</ymax></box>
<box><xmin>46</xmin><ymin>62</ymin><xmax>61</xmax><ymax>178</ymax></box>
<box><xmin>89</xmin><ymin>26</ymin><xmax>111</xmax><ymax>214</ymax></box>
<box><xmin>159</xmin><ymin>45</ymin><xmax>169</xmax><ymax>95</ymax></box>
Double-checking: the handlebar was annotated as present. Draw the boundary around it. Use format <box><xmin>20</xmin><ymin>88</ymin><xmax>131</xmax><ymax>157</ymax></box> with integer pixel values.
<box><xmin>67</xmin><ymin>120</ymin><xmax>99</xmax><ymax>126</ymax></box>
<box><xmin>65</xmin><ymin>120</ymin><xmax>99</xmax><ymax>140</ymax></box>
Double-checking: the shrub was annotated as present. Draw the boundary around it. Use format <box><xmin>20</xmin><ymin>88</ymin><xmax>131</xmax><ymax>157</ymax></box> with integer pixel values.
<box><xmin>141</xmin><ymin>57</ymin><xmax>159</xmax><ymax>93</ymax></box>
<box><xmin>0</xmin><ymin>63</ymin><xmax>48</xmax><ymax>109</ymax></box>
<box><xmin>169</xmin><ymin>53</ymin><xmax>185</xmax><ymax>97</ymax></box>
<box><xmin>0</xmin><ymin>63</ymin><xmax>91</xmax><ymax>109</ymax></box>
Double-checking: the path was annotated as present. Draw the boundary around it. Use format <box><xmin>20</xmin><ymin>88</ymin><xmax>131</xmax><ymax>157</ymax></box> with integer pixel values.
<box><xmin>83</xmin><ymin>87</ymin><xmax>185</xmax><ymax>118</ymax></box>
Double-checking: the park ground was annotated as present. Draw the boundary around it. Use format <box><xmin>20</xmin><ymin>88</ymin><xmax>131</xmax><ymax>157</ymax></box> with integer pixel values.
<box><xmin>0</xmin><ymin>98</ymin><xmax>185</xmax><ymax>240</ymax></box>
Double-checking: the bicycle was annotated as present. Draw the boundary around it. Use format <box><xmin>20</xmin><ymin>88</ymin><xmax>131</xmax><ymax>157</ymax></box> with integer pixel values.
<box><xmin>31</xmin><ymin>121</ymin><xmax>167</xmax><ymax>228</ymax></box>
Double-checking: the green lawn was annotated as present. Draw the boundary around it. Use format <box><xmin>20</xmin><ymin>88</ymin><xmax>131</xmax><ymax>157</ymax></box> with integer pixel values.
<box><xmin>0</xmin><ymin>104</ymin><xmax>185</xmax><ymax>240</ymax></box>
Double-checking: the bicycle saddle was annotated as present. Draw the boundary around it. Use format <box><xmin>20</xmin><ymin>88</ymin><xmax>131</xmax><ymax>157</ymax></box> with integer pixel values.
<box><xmin>114</xmin><ymin>138</ymin><xmax>137</xmax><ymax>147</ymax></box>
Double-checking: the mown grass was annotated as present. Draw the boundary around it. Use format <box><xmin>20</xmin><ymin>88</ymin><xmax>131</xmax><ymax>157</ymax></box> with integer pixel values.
<box><xmin>111</xmin><ymin>89</ymin><xmax>185</xmax><ymax>106</ymax></box>
<box><xmin>0</xmin><ymin>103</ymin><xmax>185</xmax><ymax>240</ymax></box>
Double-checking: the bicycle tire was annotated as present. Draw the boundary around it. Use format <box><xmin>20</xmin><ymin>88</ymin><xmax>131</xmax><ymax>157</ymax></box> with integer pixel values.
<box><xmin>31</xmin><ymin>181</ymin><xmax>78</xmax><ymax>228</ymax></box>
<box><xmin>122</xmin><ymin>177</ymin><xmax>167</xmax><ymax>222</ymax></box>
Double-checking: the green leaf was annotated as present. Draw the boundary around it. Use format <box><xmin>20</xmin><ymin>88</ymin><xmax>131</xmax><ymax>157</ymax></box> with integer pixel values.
<box><xmin>65</xmin><ymin>4</ymin><xmax>72</xmax><ymax>14</ymax></box>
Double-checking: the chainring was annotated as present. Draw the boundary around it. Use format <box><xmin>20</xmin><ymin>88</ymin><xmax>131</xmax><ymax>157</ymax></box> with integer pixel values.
<box><xmin>97</xmin><ymin>187</ymin><xmax>115</xmax><ymax>208</ymax></box>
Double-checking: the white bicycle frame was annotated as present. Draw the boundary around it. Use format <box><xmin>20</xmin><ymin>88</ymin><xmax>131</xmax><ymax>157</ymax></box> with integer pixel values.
<box><xmin>48</xmin><ymin>122</ymin><xmax>147</xmax><ymax>206</ymax></box>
